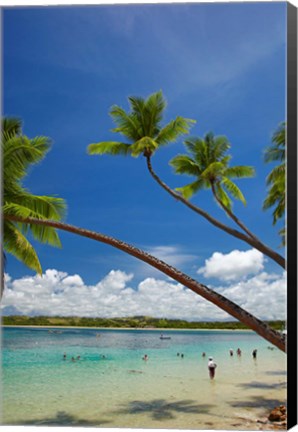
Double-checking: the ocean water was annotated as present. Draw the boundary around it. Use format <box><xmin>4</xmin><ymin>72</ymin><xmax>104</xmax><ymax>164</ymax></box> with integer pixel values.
<box><xmin>1</xmin><ymin>327</ymin><xmax>286</xmax><ymax>429</ymax></box>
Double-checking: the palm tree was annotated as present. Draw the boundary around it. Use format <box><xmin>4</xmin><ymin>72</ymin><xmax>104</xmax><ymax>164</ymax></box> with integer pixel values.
<box><xmin>2</xmin><ymin>118</ymin><xmax>285</xmax><ymax>351</ymax></box>
<box><xmin>3</xmin><ymin>214</ymin><xmax>286</xmax><ymax>352</ymax></box>
<box><xmin>2</xmin><ymin>117</ymin><xmax>66</xmax><ymax>296</ymax></box>
<box><xmin>263</xmin><ymin>122</ymin><xmax>286</xmax><ymax>246</ymax></box>
<box><xmin>170</xmin><ymin>133</ymin><xmax>257</xmax><ymax>240</ymax></box>
<box><xmin>87</xmin><ymin>92</ymin><xmax>285</xmax><ymax>269</ymax></box>
<box><xmin>88</xmin><ymin>90</ymin><xmax>195</xmax><ymax>159</ymax></box>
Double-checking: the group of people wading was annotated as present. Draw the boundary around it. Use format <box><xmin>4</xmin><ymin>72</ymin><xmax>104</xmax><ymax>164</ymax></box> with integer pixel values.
<box><xmin>205</xmin><ymin>347</ymin><xmax>258</xmax><ymax>379</ymax></box>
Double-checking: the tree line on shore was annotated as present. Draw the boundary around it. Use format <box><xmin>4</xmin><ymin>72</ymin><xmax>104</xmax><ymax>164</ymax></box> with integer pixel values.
<box><xmin>2</xmin><ymin>315</ymin><xmax>285</xmax><ymax>331</ymax></box>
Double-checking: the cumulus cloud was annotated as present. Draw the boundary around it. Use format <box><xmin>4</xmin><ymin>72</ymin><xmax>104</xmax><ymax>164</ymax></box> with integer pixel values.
<box><xmin>218</xmin><ymin>271</ymin><xmax>287</xmax><ymax>320</ymax></box>
<box><xmin>1</xmin><ymin>266</ymin><xmax>286</xmax><ymax>321</ymax></box>
<box><xmin>197</xmin><ymin>249</ymin><xmax>265</xmax><ymax>281</ymax></box>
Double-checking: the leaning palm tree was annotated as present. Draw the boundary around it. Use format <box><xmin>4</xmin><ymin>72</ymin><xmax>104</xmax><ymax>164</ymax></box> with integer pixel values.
<box><xmin>170</xmin><ymin>133</ymin><xmax>258</xmax><ymax>240</ymax></box>
<box><xmin>2</xmin><ymin>117</ymin><xmax>286</xmax><ymax>351</ymax></box>
<box><xmin>87</xmin><ymin>91</ymin><xmax>285</xmax><ymax>269</ymax></box>
<box><xmin>2</xmin><ymin>117</ymin><xmax>66</xmax><ymax>296</ymax></box>
<box><xmin>263</xmin><ymin>122</ymin><xmax>286</xmax><ymax>246</ymax></box>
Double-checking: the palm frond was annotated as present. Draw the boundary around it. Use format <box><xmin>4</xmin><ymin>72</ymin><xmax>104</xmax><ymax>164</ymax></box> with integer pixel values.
<box><xmin>3</xmin><ymin>135</ymin><xmax>51</xmax><ymax>181</ymax></box>
<box><xmin>272</xmin><ymin>122</ymin><xmax>286</xmax><ymax>147</ymax></box>
<box><xmin>170</xmin><ymin>154</ymin><xmax>201</xmax><ymax>176</ymax></box>
<box><xmin>201</xmin><ymin>161</ymin><xmax>225</xmax><ymax>180</ymax></box>
<box><xmin>6</xmin><ymin>193</ymin><xmax>66</xmax><ymax>220</ymax></box>
<box><xmin>221</xmin><ymin>177</ymin><xmax>246</xmax><ymax>205</ymax></box>
<box><xmin>211</xmin><ymin>136</ymin><xmax>230</xmax><ymax>160</ymax></box>
<box><xmin>128</xmin><ymin>96</ymin><xmax>147</xmax><ymax>134</ymax></box>
<box><xmin>87</xmin><ymin>141</ymin><xmax>132</xmax><ymax>156</ymax></box>
<box><xmin>3</xmin><ymin>192</ymin><xmax>65</xmax><ymax>244</ymax></box>
<box><xmin>214</xmin><ymin>183</ymin><xmax>232</xmax><ymax>210</ymax></box>
<box><xmin>2</xmin><ymin>117</ymin><xmax>22</xmax><ymax>141</ymax></box>
<box><xmin>2</xmin><ymin>116</ymin><xmax>67</xmax><ymax>275</ymax></box>
<box><xmin>183</xmin><ymin>137</ymin><xmax>206</xmax><ymax>169</ymax></box>
<box><xmin>144</xmin><ymin>91</ymin><xmax>167</xmax><ymax>135</ymax></box>
<box><xmin>278</xmin><ymin>226</ymin><xmax>286</xmax><ymax>247</ymax></box>
<box><xmin>224</xmin><ymin>165</ymin><xmax>255</xmax><ymax>179</ymax></box>
<box><xmin>264</xmin><ymin>146</ymin><xmax>285</xmax><ymax>163</ymax></box>
<box><xmin>156</xmin><ymin>117</ymin><xmax>195</xmax><ymax>146</ymax></box>
<box><xmin>130</xmin><ymin>137</ymin><xmax>158</xmax><ymax>157</ymax></box>
<box><xmin>3</xmin><ymin>221</ymin><xmax>42</xmax><ymax>274</ymax></box>
<box><xmin>176</xmin><ymin>179</ymin><xmax>207</xmax><ymax>199</ymax></box>
<box><xmin>266</xmin><ymin>164</ymin><xmax>285</xmax><ymax>186</ymax></box>
<box><xmin>110</xmin><ymin>105</ymin><xmax>141</xmax><ymax>140</ymax></box>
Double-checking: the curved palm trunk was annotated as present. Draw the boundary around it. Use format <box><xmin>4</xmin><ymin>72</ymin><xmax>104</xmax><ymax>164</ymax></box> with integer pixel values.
<box><xmin>145</xmin><ymin>156</ymin><xmax>286</xmax><ymax>269</ymax></box>
<box><xmin>4</xmin><ymin>215</ymin><xmax>286</xmax><ymax>352</ymax></box>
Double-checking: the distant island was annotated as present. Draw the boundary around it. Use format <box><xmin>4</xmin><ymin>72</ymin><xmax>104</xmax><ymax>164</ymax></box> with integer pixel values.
<box><xmin>2</xmin><ymin>315</ymin><xmax>285</xmax><ymax>331</ymax></box>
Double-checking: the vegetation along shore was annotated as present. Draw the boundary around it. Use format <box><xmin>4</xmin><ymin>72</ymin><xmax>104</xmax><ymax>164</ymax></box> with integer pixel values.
<box><xmin>2</xmin><ymin>315</ymin><xmax>285</xmax><ymax>331</ymax></box>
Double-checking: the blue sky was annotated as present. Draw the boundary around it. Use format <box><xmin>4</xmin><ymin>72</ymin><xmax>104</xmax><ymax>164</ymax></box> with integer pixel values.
<box><xmin>2</xmin><ymin>3</ymin><xmax>287</xmax><ymax>320</ymax></box>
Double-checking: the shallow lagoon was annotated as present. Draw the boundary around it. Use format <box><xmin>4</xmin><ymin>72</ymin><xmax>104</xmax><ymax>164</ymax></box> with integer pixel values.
<box><xmin>2</xmin><ymin>327</ymin><xmax>286</xmax><ymax>429</ymax></box>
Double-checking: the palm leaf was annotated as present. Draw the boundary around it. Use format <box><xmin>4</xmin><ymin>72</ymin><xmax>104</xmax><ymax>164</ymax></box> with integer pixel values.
<box><xmin>128</xmin><ymin>96</ymin><xmax>147</xmax><ymax>135</ymax></box>
<box><xmin>144</xmin><ymin>91</ymin><xmax>167</xmax><ymax>135</ymax></box>
<box><xmin>130</xmin><ymin>136</ymin><xmax>159</xmax><ymax>157</ymax></box>
<box><xmin>3</xmin><ymin>221</ymin><xmax>42</xmax><ymax>274</ymax></box>
<box><xmin>201</xmin><ymin>161</ymin><xmax>225</xmax><ymax>180</ymax></box>
<box><xmin>170</xmin><ymin>154</ymin><xmax>201</xmax><ymax>176</ymax></box>
<box><xmin>278</xmin><ymin>226</ymin><xmax>286</xmax><ymax>247</ymax></box>
<box><xmin>176</xmin><ymin>179</ymin><xmax>207</xmax><ymax>199</ymax></box>
<box><xmin>266</xmin><ymin>164</ymin><xmax>285</xmax><ymax>186</ymax></box>
<box><xmin>2</xmin><ymin>117</ymin><xmax>22</xmax><ymax>141</ymax></box>
<box><xmin>156</xmin><ymin>117</ymin><xmax>195</xmax><ymax>146</ymax></box>
<box><xmin>2</xmin><ymin>116</ymin><xmax>67</xmax><ymax>274</ymax></box>
<box><xmin>212</xmin><ymin>136</ymin><xmax>230</xmax><ymax>160</ymax></box>
<box><xmin>110</xmin><ymin>105</ymin><xmax>141</xmax><ymax>140</ymax></box>
<box><xmin>221</xmin><ymin>177</ymin><xmax>246</xmax><ymax>205</ymax></box>
<box><xmin>87</xmin><ymin>141</ymin><xmax>132</xmax><ymax>156</ymax></box>
<box><xmin>272</xmin><ymin>122</ymin><xmax>286</xmax><ymax>147</ymax></box>
<box><xmin>264</xmin><ymin>146</ymin><xmax>285</xmax><ymax>163</ymax></box>
<box><xmin>3</xmin><ymin>198</ymin><xmax>65</xmax><ymax>247</ymax></box>
<box><xmin>183</xmin><ymin>137</ymin><xmax>206</xmax><ymax>169</ymax></box>
<box><xmin>6</xmin><ymin>193</ymin><xmax>66</xmax><ymax>220</ymax></box>
<box><xmin>214</xmin><ymin>183</ymin><xmax>232</xmax><ymax>210</ymax></box>
<box><xmin>3</xmin><ymin>136</ymin><xmax>50</xmax><ymax>181</ymax></box>
<box><xmin>224</xmin><ymin>165</ymin><xmax>255</xmax><ymax>179</ymax></box>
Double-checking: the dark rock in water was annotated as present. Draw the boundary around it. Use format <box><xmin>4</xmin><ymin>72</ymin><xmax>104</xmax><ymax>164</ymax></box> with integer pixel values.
<box><xmin>268</xmin><ymin>409</ymin><xmax>282</xmax><ymax>422</ymax></box>
<box><xmin>268</xmin><ymin>405</ymin><xmax>287</xmax><ymax>422</ymax></box>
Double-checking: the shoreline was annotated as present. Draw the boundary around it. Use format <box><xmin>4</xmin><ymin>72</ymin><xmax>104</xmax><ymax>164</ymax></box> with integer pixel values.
<box><xmin>2</xmin><ymin>324</ymin><xmax>253</xmax><ymax>332</ymax></box>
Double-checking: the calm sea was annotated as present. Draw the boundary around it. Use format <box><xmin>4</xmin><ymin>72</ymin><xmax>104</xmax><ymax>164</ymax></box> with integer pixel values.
<box><xmin>1</xmin><ymin>326</ymin><xmax>286</xmax><ymax>429</ymax></box>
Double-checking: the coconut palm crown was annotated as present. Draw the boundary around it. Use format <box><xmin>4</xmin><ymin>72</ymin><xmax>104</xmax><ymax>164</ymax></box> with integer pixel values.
<box><xmin>263</xmin><ymin>122</ymin><xmax>285</xmax><ymax>225</ymax></box>
<box><xmin>170</xmin><ymin>133</ymin><xmax>255</xmax><ymax>211</ymax></box>
<box><xmin>2</xmin><ymin>117</ymin><xmax>66</xmax><ymax>277</ymax></box>
<box><xmin>87</xmin><ymin>90</ymin><xmax>195</xmax><ymax>159</ymax></box>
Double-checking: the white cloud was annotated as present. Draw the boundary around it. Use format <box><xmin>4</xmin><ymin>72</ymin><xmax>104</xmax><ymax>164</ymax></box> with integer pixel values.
<box><xmin>197</xmin><ymin>249</ymin><xmax>265</xmax><ymax>281</ymax></box>
<box><xmin>136</xmin><ymin>245</ymin><xmax>197</xmax><ymax>278</ymax></box>
<box><xmin>1</xmin><ymin>266</ymin><xmax>286</xmax><ymax>321</ymax></box>
<box><xmin>62</xmin><ymin>275</ymin><xmax>84</xmax><ymax>286</ymax></box>
<box><xmin>218</xmin><ymin>271</ymin><xmax>287</xmax><ymax>321</ymax></box>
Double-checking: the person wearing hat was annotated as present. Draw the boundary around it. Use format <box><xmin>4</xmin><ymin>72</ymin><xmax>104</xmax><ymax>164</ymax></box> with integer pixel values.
<box><xmin>208</xmin><ymin>357</ymin><xmax>217</xmax><ymax>379</ymax></box>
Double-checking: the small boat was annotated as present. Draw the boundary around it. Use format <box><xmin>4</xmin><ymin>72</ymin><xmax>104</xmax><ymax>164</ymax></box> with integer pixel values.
<box><xmin>160</xmin><ymin>334</ymin><xmax>171</xmax><ymax>340</ymax></box>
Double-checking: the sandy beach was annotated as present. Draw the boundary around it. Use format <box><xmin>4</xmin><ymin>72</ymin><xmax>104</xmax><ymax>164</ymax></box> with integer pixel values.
<box><xmin>2</xmin><ymin>326</ymin><xmax>286</xmax><ymax>430</ymax></box>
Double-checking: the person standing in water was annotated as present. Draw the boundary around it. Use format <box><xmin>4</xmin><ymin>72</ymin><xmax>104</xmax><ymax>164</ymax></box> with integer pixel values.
<box><xmin>208</xmin><ymin>357</ymin><xmax>217</xmax><ymax>379</ymax></box>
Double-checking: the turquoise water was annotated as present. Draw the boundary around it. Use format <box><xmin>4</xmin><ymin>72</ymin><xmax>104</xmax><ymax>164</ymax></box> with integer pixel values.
<box><xmin>1</xmin><ymin>327</ymin><xmax>286</xmax><ymax>429</ymax></box>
